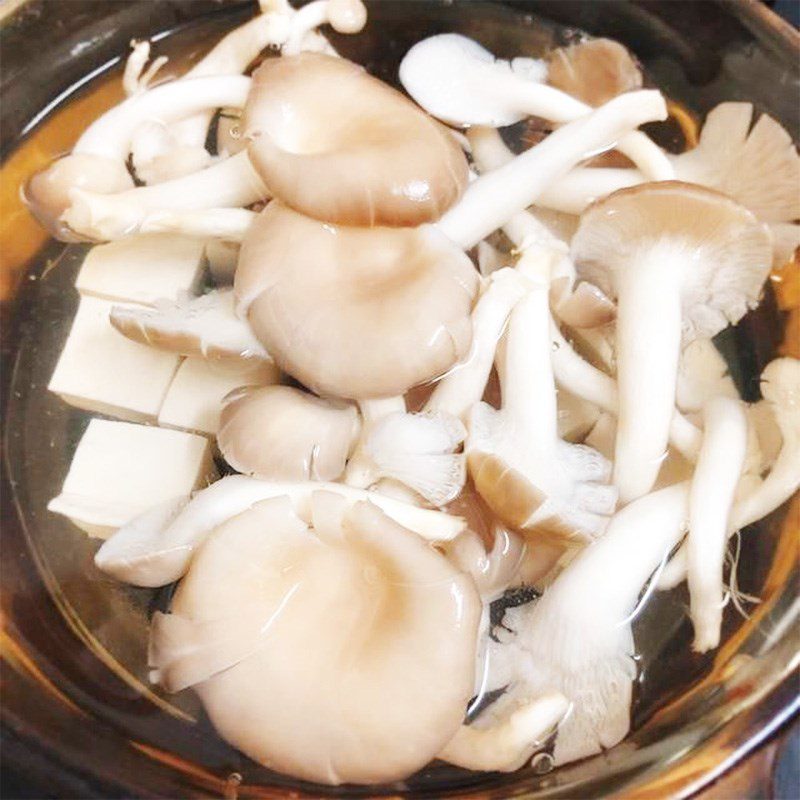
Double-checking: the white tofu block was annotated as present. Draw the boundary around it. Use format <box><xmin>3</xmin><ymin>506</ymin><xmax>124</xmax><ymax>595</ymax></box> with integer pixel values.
<box><xmin>48</xmin><ymin>295</ymin><xmax>180</xmax><ymax>422</ymax></box>
<box><xmin>75</xmin><ymin>233</ymin><xmax>205</xmax><ymax>305</ymax></box>
<box><xmin>48</xmin><ymin>418</ymin><xmax>216</xmax><ymax>539</ymax></box>
<box><xmin>158</xmin><ymin>357</ymin><xmax>281</xmax><ymax>435</ymax></box>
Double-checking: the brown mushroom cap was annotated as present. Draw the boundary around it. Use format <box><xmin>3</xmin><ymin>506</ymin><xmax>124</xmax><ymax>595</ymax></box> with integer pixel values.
<box><xmin>546</xmin><ymin>38</ymin><xmax>642</xmax><ymax>108</ymax></box>
<box><xmin>235</xmin><ymin>202</ymin><xmax>480</xmax><ymax>399</ymax></box>
<box><xmin>154</xmin><ymin>494</ymin><xmax>481</xmax><ymax>785</ymax></box>
<box><xmin>572</xmin><ymin>181</ymin><xmax>772</xmax><ymax>341</ymax></box>
<box><xmin>218</xmin><ymin>385</ymin><xmax>360</xmax><ymax>481</ymax></box>
<box><xmin>243</xmin><ymin>52</ymin><xmax>469</xmax><ymax>227</ymax></box>
<box><xmin>24</xmin><ymin>154</ymin><xmax>134</xmax><ymax>242</ymax></box>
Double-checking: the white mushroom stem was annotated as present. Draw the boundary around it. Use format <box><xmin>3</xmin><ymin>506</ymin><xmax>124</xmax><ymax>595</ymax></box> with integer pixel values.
<box><xmin>94</xmin><ymin>474</ymin><xmax>467</xmax><ymax>588</ymax></box>
<box><xmin>283</xmin><ymin>0</ymin><xmax>367</xmax><ymax>55</ymax></box>
<box><xmin>438</xmin><ymin>692</ymin><xmax>570</xmax><ymax>772</ymax></box>
<box><xmin>73</xmin><ymin>76</ymin><xmax>251</xmax><ymax>161</ymax></box>
<box><xmin>140</xmin><ymin>208</ymin><xmax>257</xmax><ymax>242</ymax></box>
<box><xmin>549</xmin><ymin>321</ymin><xmax>702</xmax><ymax>461</ymax></box>
<box><xmin>63</xmin><ymin>151</ymin><xmax>267</xmax><ymax>241</ymax></box>
<box><xmin>537</xmin><ymin>167</ymin><xmax>644</xmax><ymax>215</ymax></box>
<box><xmin>687</xmin><ymin>397</ymin><xmax>748</xmax><ymax>653</ymax></box>
<box><xmin>425</xmin><ymin>269</ymin><xmax>527</xmax><ymax>421</ymax></box>
<box><xmin>490</xmin><ymin>482</ymin><xmax>689</xmax><ymax>764</ymax></box>
<box><xmin>436</xmin><ymin>90</ymin><xmax>667</xmax><ymax>250</ymax></box>
<box><xmin>123</xmin><ymin>40</ymin><xmax>168</xmax><ymax>96</ymax></box>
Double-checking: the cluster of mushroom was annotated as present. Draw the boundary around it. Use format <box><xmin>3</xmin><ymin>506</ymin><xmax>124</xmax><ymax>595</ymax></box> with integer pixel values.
<box><xmin>28</xmin><ymin>1</ymin><xmax>800</xmax><ymax>788</ymax></box>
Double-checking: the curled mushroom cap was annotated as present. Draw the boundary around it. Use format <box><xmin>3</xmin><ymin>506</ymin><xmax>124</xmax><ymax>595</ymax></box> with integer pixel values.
<box><xmin>235</xmin><ymin>202</ymin><xmax>480</xmax><ymax>399</ymax></box>
<box><xmin>572</xmin><ymin>181</ymin><xmax>771</xmax><ymax>502</ymax></box>
<box><xmin>244</xmin><ymin>52</ymin><xmax>468</xmax><ymax>227</ymax></box>
<box><xmin>218</xmin><ymin>385</ymin><xmax>360</xmax><ymax>481</ymax></box>
<box><xmin>546</xmin><ymin>38</ymin><xmax>642</xmax><ymax>108</ymax></box>
<box><xmin>24</xmin><ymin>154</ymin><xmax>134</xmax><ymax>241</ymax></box>
<box><xmin>151</xmin><ymin>494</ymin><xmax>481</xmax><ymax>784</ymax></box>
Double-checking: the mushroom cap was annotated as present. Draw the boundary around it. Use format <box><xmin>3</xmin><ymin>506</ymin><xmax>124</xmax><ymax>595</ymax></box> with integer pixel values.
<box><xmin>155</xmin><ymin>494</ymin><xmax>481</xmax><ymax>785</ymax></box>
<box><xmin>571</xmin><ymin>181</ymin><xmax>773</xmax><ymax>341</ymax></box>
<box><xmin>546</xmin><ymin>38</ymin><xmax>642</xmax><ymax>107</ymax></box>
<box><xmin>218</xmin><ymin>385</ymin><xmax>360</xmax><ymax>481</ymax></box>
<box><xmin>235</xmin><ymin>202</ymin><xmax>480</xmax><ymax>399</ymax></box>
<box><xmin>399</xmin><ymin>33</ymin><xmax>542</xmax><ymax>128</ymax></box>
<box><xmin>244</xmin><ymin>53</ymin><xmax>468</xmax><ymax>227</ymax></box>
<box><xmin>24</xmin><ymin>154</ymin><xmax>134</xmax><ymax>242</ymax></box>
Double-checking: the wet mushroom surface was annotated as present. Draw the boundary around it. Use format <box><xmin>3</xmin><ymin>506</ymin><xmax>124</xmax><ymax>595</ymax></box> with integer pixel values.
<box><xmin>5</xmin><ymin>0</ymin><xmax>799</xmax><ymax>794</ymax></box>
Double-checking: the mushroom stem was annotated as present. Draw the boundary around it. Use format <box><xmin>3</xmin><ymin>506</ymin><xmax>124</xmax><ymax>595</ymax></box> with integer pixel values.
<box><xmin>437</xmin><ymin>90</ymin><xmax>667</xmax><ymax>250</ymax></box>
<box><xmin>425</xmin><ymin>269</ymin><xmax>526</xmax><ymax>421</ymax></box>
<box><xmin>614</xmin><ymin>257</ymin><xmax>684</xmax><ymax>503</ymax></box>
<box><xmin>549</xmin><ymin>320</ymin><xmax>702</xmax><ymax>461</ymax></box>
<box><xmin>74</xmin><ymin>76</ymin><xmax>251</xmax><ymax>160</ymax></box>
<box><xmin>687</xmin><ymin>397</ymin><xmax>748</xmax><ymax>653</ymax></box>
<box><xmin>537</xmin><ymin>167</ymin><xmax>643</xmax><ymax>215</ymax></box>
<box><xmin>94</xmin><ymin>474</ymin><xmax>467</xmax><ymax>587</ymax></box>
<box><xmin>344</xmin><ymin>397</ymin><xmax>407</xmax><ymax>488</ymax></box>
<box><xmin>283</xmin><ymin>0</ymin><xmax>367</xmax><ymax>54</ymax></box>
<box><xmin>438</xmin><ymin>692</ymin><xmax>570</xmax><ymax>772</ymax></box>
<box><xmin>140</xmin><ymin>208</ymin><xmax>257</xmax><ymax>242</ymax></box>
<box><xmin>63</xmin><ymin>151</ymin><xmax>268</xmax><ymax>241</ymax></box>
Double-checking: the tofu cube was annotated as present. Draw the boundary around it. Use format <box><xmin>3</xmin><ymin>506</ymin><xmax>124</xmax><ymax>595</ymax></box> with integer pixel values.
<box><xmin>75</xmin><ymin>233</ymin><xmax>205</xmax><ymax>305</ymax></box>
<box><xmin>158</xmin><ymin>356</ymin><xmax>281</xmax><ymax>435</ymax></box>
<box><xmin>48</xmin><ymin>295</ymin><xmax>180</xmax><ymax>422</ymax></box>
<box><xmin>48</xmin><ymin>418</ymin><xmax>216</xmax><ymax>538</ymax></box>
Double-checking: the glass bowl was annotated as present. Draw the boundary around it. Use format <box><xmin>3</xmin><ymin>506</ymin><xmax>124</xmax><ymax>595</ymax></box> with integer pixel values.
<box><xmin>1</xmin><ymin>1</ymin><xmax>798</xmax><ymax>797</ymax></box>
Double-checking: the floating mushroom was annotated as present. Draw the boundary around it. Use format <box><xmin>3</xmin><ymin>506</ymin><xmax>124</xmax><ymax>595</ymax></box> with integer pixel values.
<box><xmin>243</xmin><ymin>52</ymin><xmax>469</xmax><ymax>227</ymax></box>
<box><xmin>94</xmin><ymin>474</ymin><xmax>468</xmax><ymax>587</ymax></box>
<box><xmin>467</xmin><ymin>250</ymin><xmax>617</xmax><ymax>543</ymax></box>
<box><xmin>218</xmin><ymin>385</ymin><xmax>360</xmax><ymax>481</ymax></box>
<box><xmin>110</xmin><ymin>289</ymin><xmax>271</xmax><ymax>364</ymax></box>
<box><xmin>572</xmin><ymin>182</ymin><xmax>772</xmax><ymax>503</ymax></box>
<box><xmin>399</xmin><ymin>34</ymin><xmax>672</xmax><ymax>180</ymax></box>
<box><xmin>149</xmin><ymin>494</ymin><xmax>481</xmax><ymax>784</ymax></box>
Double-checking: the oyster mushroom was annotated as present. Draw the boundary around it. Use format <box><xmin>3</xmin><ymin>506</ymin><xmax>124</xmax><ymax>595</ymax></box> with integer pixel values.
<box><xmin>399</xmin><ymin>34</ymin><xmax>672</xmax><ymax>180</ymax></box>
<box><xmin>686</xmin><ymin>396</ymin><xmax>748</xmax><ymax>653</ymax></box>
<box><xmin>466</xmin><ymin>250</ymin><xmax>617</xmax><ymax>543</ymax></box>
<box><xmin>546</xmin><ymin>38</ymin><xmax>642</xmax><ymax>107</ymax></box>
<box><xmin>149</xmin><ymin>493</ymin><xmax>481</xmax><ymax>785</ymax></box>
<box><xmin>235</xmin><ymin>202</ymin><xmax>479</xmax><ymax>398</ymax></box>
<box><xmin>218</xmin><ymin>385</ymin><xmax>360</xmax><ymax>481</ymax></box>
<box><xmin>243</xmin><ymin>52</ymin><xmax>469</xmax><ymax>227</ymax></box>
<box><xmin>94</xmin><ymin>474</ymin><xmax>467</xmax><ymax>587</ymax></box>
<box><xmin>571</xmin><ymin>182</ymin><xmax>771</xmax><ymax>503</ymax></box>
<box><xmin>110</xmin><ymin>289</ymin><xmax>271</xmax><ymax>364</ymax></box>
<box><xmin>24</xmin><ymin>75</ymin><xmax>252</xmax><ymax>239</ymax></box>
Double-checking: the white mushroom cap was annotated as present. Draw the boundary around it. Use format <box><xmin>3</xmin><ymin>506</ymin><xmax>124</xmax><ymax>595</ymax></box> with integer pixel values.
<box><xmin>235</xmin><ymin>202</ymin><xmax>480</xmax><ymax>399</ymax></box>
<box><xmin>151</xmin><ymin>494</ymin><xmax>481</xmax><ymax>785</ymax></box>
<box><xmin>244</xmin><ymin>53</ymin><xmax>468</xmax><ymax>227</ymax></box>
<box><xmin>546</xmin><ymin>38</ymin><xmax>642</xmax><ymax>108</ymax></box>
<box><xmin>572</xmin><ymin>181</ymin><xmax>771</xmax><ymax>502</ymax></box>
<box><xmin>218</xmin><ymin>385</ymin><xmax>360</xmax><ymax>482</ymax></box>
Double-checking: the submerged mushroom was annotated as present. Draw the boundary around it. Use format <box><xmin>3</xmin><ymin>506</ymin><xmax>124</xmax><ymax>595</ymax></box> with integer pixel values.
<box><xmin>218</xmin><ymin>385</ymin><xmax>360</xmax><ymax>482</ymax></box>
<box><xmin>150</xmin><ymin>494</ymin><xmax>481</xmax><ymax>784</ymax></box>
<box><xmin>110</xmin><ymin>289</ymin><xmax>271</xmax><ymax>364</ymax></box>
<box><xmin>399</xmin><ymin>34</ymin><xmax>672</xmax><ymax>180</ymax></box>
<box><xmin>467</xmin><ymin>250</ymin><xmax>617</xmax><ymax>542</ymax></box>
<box><xmin>243</xmin><ymin>52</ymin><xmax>469</xmax><ymax>227</ymax></box>
<box><xmin>572</xmin><ymin>182</ymin><xmax>771</xmax><ymax>503</ymax></box>
<box><xmin>546</xmin><ymin>38</ymin><xmax>642</xmax><ymax>108</ymax></box>
<box><xmin>235</xmin><ymin>202</ymin><xmax>479</xmax><ymax>398</ymax></box>
<box><xmin>24</xmin><ymin>75</ymin><xmax>252</xmax><ymax>240</ymax></box>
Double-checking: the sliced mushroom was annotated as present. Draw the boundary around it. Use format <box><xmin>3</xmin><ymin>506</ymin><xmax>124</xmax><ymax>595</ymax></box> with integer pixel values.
<box><xmin>467</xmin><ymin>251</ymin><xmax>617</xmax><ymax>543</ymax></box>
<box><xmin>572</xmin><ymin>181</ymin><xmax>772</xmax><ymax>503</ymax></box>
<box><xmin>546</xmin><ymin>38</ymin><xmax>642</xmax><ymax>108</ymax></box>
<box><xmin>94</xmin><ymin>474</ymin><xmax>468</xmax><ymax>587</ymax></box>
<box><xmin>399</xmin><ymin>34</ymin><xmax>672</xmax><ymax>180</ymax></box>
<box><xmin>110</xmin><ymin>289</ymin><xmax>271</xmax><ymax>364</ymax></box>
<box><xmin>149</xmin><ymin>494</ymin><xmax>481</xmax><ymax>784</ymax></box>
<box><xmin>235</xmin><ymin>202</ymin><xmax>479</xmax><ymax>398</ymax></box>
<box><xmin>244</xmin><ymin>52</ymin><xmax>469</xmax><ymax>226</ymax></box>
<box><xmin>218</xmin><ymin>385</ymin><xmax>360</xmax><ymax>481</ymax></box>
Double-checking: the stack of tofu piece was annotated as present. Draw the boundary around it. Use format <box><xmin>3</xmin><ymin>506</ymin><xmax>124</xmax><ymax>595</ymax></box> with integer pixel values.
<box><xmin>47</xmin><ymin>235</ymin><xmax>278</xmax><ymax>539</ymax></box>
